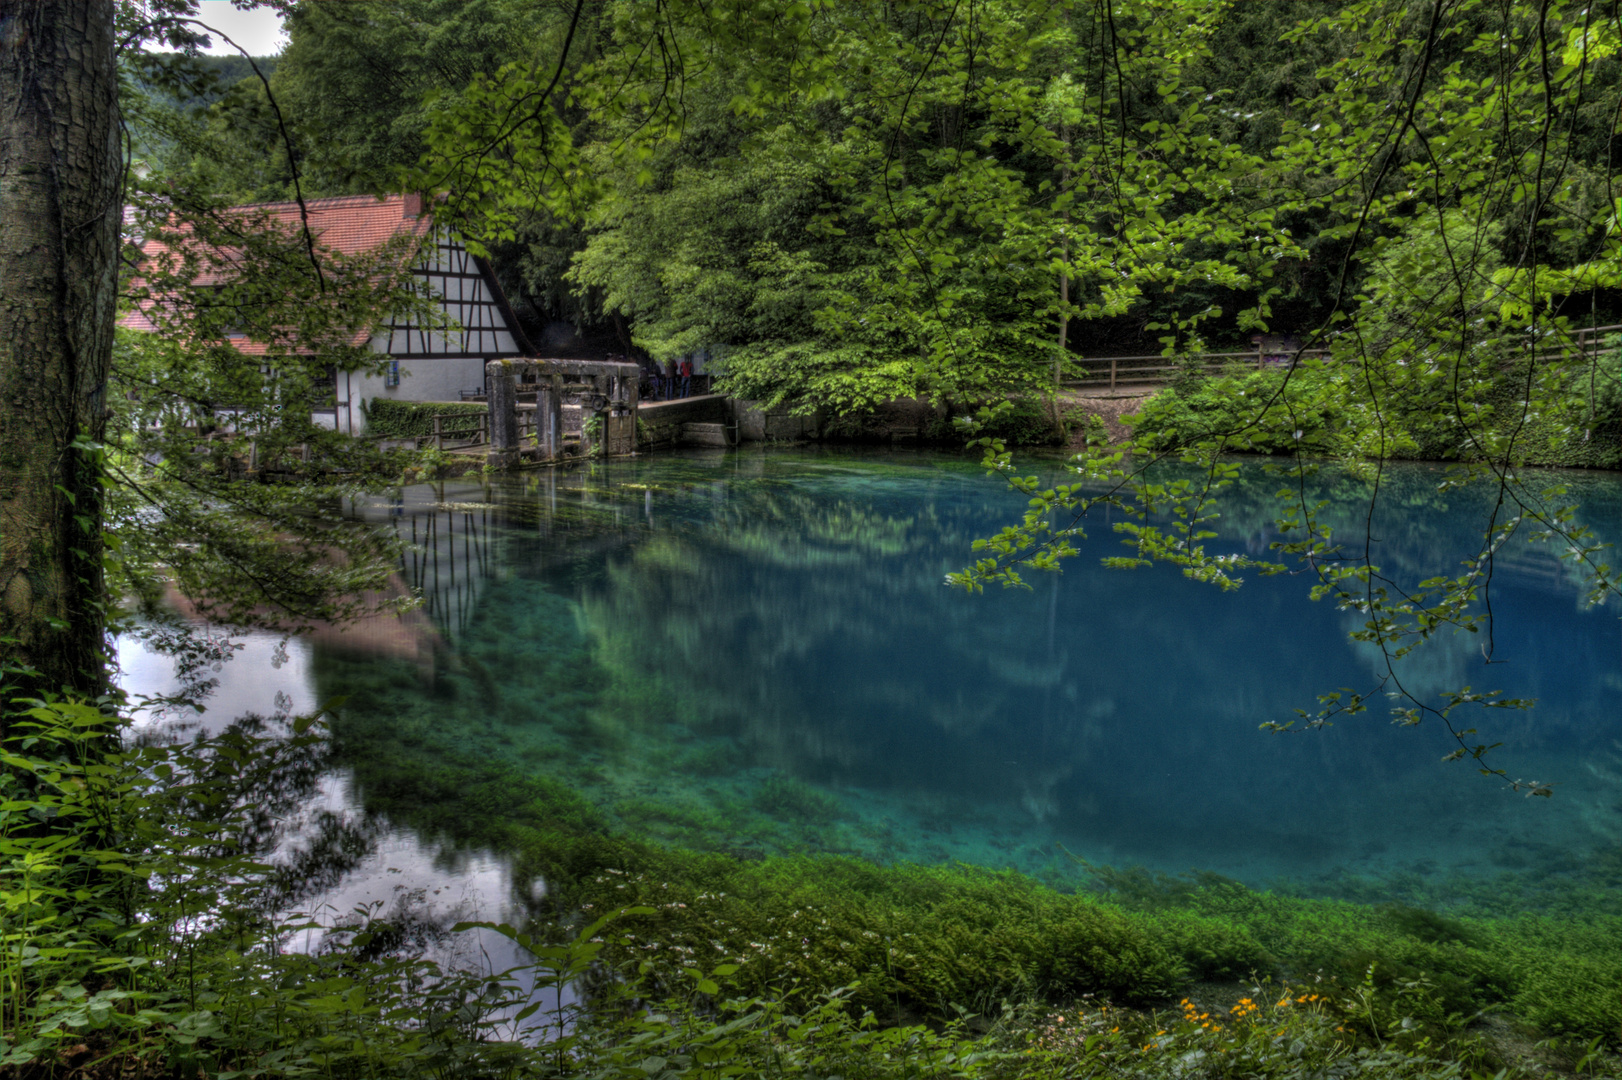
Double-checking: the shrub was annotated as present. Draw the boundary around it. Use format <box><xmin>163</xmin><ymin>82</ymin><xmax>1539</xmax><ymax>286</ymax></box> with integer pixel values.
<box><xmin>363</xmin><ymin>398</ymin><xmax>485</xmax><ymax>438</ymax></box>
<box><xmin>1128</xmin><ymin>347</ymin><xmax>1622</xmax><ymax>468</ymax></box>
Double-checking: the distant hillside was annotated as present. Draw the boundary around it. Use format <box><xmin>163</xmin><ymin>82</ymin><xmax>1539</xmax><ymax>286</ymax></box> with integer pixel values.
<box><xmin>134</xmin><ymin>52</ymin><xmax>279</xmax><ymax>108</ymax></box>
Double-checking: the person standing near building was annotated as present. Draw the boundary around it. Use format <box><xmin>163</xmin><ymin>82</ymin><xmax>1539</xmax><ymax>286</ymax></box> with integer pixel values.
<box><xmin>679</xmin><ymin>357</ymin><xmax>693</xmax><ymax>398</ymax></box>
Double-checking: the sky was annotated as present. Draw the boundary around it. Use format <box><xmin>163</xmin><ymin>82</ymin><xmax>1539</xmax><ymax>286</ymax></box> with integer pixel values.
<box><xmin>179</xmin><ymin>1</ymin><xmax>289</xmax><ymax>57</ymax></box>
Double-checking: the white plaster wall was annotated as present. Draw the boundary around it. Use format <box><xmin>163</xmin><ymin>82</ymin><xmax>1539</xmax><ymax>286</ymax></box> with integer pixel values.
<box><xmin>392</xmin><ymin>234</ymin><xmax>520</xmax><ymax>356</ymax></box>
<box><xmin>331</xmin><ymin>339</ymin><xmax>486</xmax><ymax>434</ymax></box>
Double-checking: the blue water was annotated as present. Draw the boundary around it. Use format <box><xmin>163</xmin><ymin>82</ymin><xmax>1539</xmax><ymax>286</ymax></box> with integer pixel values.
<box><xmin>124</xmin><ymin>447</ymin><xmax>1622</xmax><ymax>911</ymax></box>
<box><xmin>283</xmin><ymin>448</ymin><xmax>1621</xmax><ymax>903</ymax></box>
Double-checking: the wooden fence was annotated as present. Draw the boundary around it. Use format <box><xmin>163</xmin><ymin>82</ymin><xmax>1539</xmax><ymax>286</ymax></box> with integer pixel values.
<box><xmin>1065</xmin><ymin>324</ymin><xmax>1622</xmax><ymax>392</ymax></box>
<box><xmin>416</xmin><ymin>408</ymin><xmax>556</xmax><ymax>450</ymax></box>
<box><xmin>420</xmin><ymin>412</ymin><xmax>488</xmax><ymax>450</ymax></box>
<box><xmin>1065</xmin><ymin>350</ymin><xmax>1329</xmax><ymax>391</ymax></box>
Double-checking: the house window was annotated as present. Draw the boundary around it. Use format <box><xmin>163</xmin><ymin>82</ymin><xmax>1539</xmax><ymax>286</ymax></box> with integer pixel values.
<box><xmin>311</xmin><ymin>364</ymin><xmax>337</xmax><ymax>411</ymax></box>
<box><xmin>385</xmin><ymin>360</ymin><xmax>400</xmax><ymax>389</ymax></box>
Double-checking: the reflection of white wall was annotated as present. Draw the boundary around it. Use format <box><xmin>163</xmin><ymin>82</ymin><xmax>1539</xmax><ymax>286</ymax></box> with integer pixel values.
<box><xmin>348</xmin><ymin>483</ymin><xmax>497</xmax><ymax>641</ymax></box>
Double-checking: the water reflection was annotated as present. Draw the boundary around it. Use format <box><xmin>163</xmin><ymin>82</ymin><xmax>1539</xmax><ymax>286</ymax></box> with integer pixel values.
<box><xmin>122</xmin><ymin>449</ymin><xmax>1622</xmax><ymax>910</ymax></box>
<box><xmin>115</xmin><ymin>618</ymin><xmax>533</xmax><ymax>979</ymax></box>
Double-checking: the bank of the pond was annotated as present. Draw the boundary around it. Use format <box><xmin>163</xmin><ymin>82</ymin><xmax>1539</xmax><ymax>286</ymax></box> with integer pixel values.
<box><xmin>1125</xmin><ymin>363</ymin><xmax>1622</xmax><ymax>469</ymax></box>
<box><xmin>12</xmin><ymin>696</ymin><xmax>1620</xmax><ymax>1080</ymax></box>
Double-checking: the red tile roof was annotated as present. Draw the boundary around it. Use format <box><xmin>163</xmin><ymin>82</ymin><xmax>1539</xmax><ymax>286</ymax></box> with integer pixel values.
<box><xmin>120</xmin><ymin>193</ymin><xmax>435</xmax><ymax>350</ymax></box>
<box><xmin>231</xmin><ymin>192</ymin><xmax>434</xmax><ymax>256</ymax></box>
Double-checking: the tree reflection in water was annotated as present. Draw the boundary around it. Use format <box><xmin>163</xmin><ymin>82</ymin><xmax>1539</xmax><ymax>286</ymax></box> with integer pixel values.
<box><xmin>311</xmin><ymin>449</ymin><xmax>1622</xmax><ymax>896</ymax></box>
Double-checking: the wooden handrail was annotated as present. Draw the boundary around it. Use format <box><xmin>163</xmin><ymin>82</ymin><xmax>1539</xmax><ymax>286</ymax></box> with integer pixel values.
<box><xmin>1064</xmin><ymin>333</ymin><xmax>1621</xmax><ymax>391</ymax></box>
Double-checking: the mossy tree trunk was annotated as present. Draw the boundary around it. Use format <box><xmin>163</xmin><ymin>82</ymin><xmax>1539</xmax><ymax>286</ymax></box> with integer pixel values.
<box><xmin>0</xmin><ymin>2</ymin><xmax>120</xmax><ymax>703</ymax></box>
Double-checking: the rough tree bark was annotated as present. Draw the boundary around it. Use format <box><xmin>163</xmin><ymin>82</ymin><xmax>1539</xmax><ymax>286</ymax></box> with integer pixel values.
<box><xmin>0</xmin><ymin>3</ymin><xmax>121</xmax><ymax>700</ymax></box>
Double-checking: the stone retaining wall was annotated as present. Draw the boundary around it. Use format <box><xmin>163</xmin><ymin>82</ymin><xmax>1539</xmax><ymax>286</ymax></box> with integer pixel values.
<box><xmin>638</xmin><ymin>395</ymin><xmax>728</xmax><ymax>447</ymax></box>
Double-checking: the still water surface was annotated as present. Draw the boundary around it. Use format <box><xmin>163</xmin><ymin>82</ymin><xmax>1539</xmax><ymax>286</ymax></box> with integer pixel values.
<box><xmin>122</xmin><ymin>448</ymin><xmax>1622</xmax><ymax>923</ymax></box>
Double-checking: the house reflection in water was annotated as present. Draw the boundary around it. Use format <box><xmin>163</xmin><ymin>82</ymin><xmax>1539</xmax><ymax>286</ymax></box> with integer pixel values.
<box><xmin>323</xmin><ymin>481</ymin><xmax>500</xmax><ymax>671</ymax></box>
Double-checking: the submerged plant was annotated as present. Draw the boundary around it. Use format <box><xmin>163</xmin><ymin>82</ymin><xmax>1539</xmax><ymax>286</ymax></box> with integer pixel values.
<box><xmin>751</xmin><ymin>773</ymin><xmax>846</xmax><ymax>825</ymax></box>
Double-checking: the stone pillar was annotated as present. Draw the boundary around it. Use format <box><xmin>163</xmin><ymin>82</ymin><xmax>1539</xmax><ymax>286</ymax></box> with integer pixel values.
<box><xmin>549</xmin><ymin>375</ymin><xmax>564</xmax><ymax>458</ymax></box>
<box><xmin>624</xmin><ymin>373</ymin><xmax>639</xmax><ymax>453</ymax></box>
<box><xmin>486</xmin><ymin>362</ymin><xmax>519</xmax><ymax>469</ymax></box>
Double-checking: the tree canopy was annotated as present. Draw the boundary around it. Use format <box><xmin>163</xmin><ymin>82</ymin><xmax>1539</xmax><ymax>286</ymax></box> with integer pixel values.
<box><xmin>234</xmin><ymin>0</ymin><xmax>1622</xmax><ymax>421</ymax></box>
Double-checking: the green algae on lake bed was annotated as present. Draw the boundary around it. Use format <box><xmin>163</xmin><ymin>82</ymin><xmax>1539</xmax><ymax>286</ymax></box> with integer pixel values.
<box><xmin>131</xmin><ymin>446</ymin><xmax>1622</xmax><ymax>1038</ymax></box>
<box><xmin>321</xmin><ymin>448</ymin><xmax>1622</xmax><ymax>895</ymax></box>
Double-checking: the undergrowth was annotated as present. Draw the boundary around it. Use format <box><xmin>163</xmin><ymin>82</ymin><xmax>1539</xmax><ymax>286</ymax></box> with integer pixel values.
<box><xmin>1128</xmin><ymin>351</ymin><xmax>1622</xmax><ymax>468</ymax></box>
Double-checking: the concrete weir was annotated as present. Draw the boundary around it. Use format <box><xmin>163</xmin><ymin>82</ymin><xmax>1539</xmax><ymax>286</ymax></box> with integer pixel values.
<box><xmin>638</xmin><ymin>395</ymin><xmax>821</xmax><ymax>449</ymax></box>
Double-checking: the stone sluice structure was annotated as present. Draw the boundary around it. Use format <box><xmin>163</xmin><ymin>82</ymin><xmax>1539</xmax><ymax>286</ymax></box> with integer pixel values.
<box><xmin>484</xmin><ymin>356</ymin><xmax>820</xmax><ymax>469</ymax></box>
<box><xmin>485</xmin><ymin>357</ymin><xmax>641</xmax><ymax>468</ymax></box>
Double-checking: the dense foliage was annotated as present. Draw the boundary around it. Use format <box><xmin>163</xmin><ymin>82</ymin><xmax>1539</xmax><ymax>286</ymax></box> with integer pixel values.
<box><xmin>174</xmin><ymin>0</ymin><xmax>1622</xmax><ymax>421</ymax></box>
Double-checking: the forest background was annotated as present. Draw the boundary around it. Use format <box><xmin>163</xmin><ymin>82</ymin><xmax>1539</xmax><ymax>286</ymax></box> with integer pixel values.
<box><xmin>156</xmin><ymin>0</ymin><xmax>1619</xmax><ymax>428</ymax></box>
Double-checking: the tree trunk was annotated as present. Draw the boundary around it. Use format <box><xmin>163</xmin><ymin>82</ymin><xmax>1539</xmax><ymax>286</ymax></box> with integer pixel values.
<box><xmin>0</xmin><ymin>2</ymin><xmax>121</xmax><ymax>702</ymax></box>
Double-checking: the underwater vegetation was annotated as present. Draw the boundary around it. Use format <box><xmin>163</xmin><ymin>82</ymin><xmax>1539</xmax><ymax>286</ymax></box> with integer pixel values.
<box><xmin>325</xmin><ymin>695</ymin><xmax>1622</xmax><ymax>1048</ymax></box>
<box><xmin>751</xmin><ymin>773</ymin><xmax>847</xmax><ymax>824</ymax></box>
<box><xmin>310</xmin><ymin>450</ymin><xmax>1622</xmax><ymax>1058</ymax></box>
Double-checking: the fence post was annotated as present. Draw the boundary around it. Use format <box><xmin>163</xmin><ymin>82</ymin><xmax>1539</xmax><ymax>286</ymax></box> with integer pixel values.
<box><xmin>433</xmin><ymin>415</ymin><xmax>444</xmax><ymax>451</ymax></box>
<box><xmin>1109</xmin><ymin>357</ymin><xmax>1117</xmax><ymax>390</ymax></box>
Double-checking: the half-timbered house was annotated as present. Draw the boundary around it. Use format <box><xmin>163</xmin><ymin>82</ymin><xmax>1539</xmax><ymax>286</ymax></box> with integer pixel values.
<box><xmin>123</xmin><ymin>193</ymin><xmax>535</xmax><ymax>434</ymax></box>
